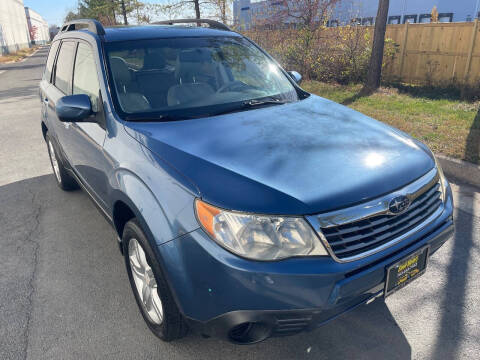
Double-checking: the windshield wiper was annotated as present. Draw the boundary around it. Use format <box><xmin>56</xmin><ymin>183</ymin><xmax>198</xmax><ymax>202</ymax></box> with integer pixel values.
<box><xmin>124</xmin><ymin>114</ymin><xmax>181</xmax><ymax>122</ymax></box>
<box><xmin>124</xmin><ymin>98</ymin><xmax>287</xmax><ymax>121</ymax></box>
<box><xmin>244</xmin><ymin>98</ymin><xmax>287</xmax><ymax>107</ymax></box>
<box><xmin>211</xmin><ymin>97</ymin><xmax>287</xmax><ymax>117</ymax></box>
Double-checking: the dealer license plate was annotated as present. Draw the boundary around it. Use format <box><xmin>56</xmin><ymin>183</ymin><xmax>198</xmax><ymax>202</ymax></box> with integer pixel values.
<box><xmin>385</xmin><ymin>246</ymin><xmax>430</xmax><ymax>297</ymax></box>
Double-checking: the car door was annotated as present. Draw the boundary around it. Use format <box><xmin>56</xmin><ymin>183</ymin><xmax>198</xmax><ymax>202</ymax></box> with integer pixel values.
<box><xmin>40</xmin><ymin>40</ymin><xmax>60</xmax><ymax>126</ymax></box>
<box><xmin>46</xmin><ymin>40</ymin><xmax>76</xmax><ymax>158</ymax></box>
<box><xmin>61</xmin><ymin>40</ymin><xmax>110</xmax><ymax>209</ymax></box>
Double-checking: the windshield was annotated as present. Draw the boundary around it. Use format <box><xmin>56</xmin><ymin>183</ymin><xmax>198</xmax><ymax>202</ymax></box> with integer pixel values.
<box><xmin>105</xmin><ymin>36</ymin><xmax>301</xmax><ymax>120</ymax></box>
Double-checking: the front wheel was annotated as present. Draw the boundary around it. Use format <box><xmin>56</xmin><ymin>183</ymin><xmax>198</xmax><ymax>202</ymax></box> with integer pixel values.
<box><xmin>123</xmin><ymin>219</ymin><xmax>188</xmax><ymax>341</ymax></box>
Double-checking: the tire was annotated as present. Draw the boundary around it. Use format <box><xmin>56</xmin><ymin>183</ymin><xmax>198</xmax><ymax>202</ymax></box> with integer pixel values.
<box><xmin>45</xmin><ymin>133</ymin><xmax>79</xmax><ymax>191</ymax></box>
<box><xmin>123</xmin><ymin>218</ymin><xmax>188</xmax><ymax>341</ymax></box>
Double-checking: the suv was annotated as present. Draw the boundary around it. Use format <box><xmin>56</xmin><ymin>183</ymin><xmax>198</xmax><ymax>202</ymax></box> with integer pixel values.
<box><xmin>40</xmin><ymin>19</ymin><xmax>454</xmax><ymax>344</ymax></box>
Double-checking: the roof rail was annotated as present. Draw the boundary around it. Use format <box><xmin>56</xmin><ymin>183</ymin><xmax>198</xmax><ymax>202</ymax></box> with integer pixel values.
<box><xmin>60</xmin><ymin>19</ymin><xmax>105</xmax><ymax>35</ymax></box>
<box><xmin>153</xmin><ymin>19</ymin><xmax>231</xmax><ymax>31</ymax></box>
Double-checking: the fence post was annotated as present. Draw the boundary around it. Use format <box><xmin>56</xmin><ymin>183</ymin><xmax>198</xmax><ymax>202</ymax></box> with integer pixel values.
<box><xmin>399</xmin><ymin>22</ymin><xmax>409</xmax><ymax>81</ymax></box>
<box><xmin>464</xmin><ymin>19</ymin><xmax>479</xmax><ymax>83</ymax></box>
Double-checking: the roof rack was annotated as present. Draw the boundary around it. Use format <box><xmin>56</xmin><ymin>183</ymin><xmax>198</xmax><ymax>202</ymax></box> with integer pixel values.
<box><xmin>153</xmin><ymin>19</ymin><xmax>231</xmax><ymax>31</ymax></box>
<box><xmin>60</xmin><ymin>19</ymin><xmax>105</xmax><ymax>35</ymax></box>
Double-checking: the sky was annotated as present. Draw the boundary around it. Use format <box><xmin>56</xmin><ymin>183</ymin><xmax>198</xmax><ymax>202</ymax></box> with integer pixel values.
<box><xmin>24</xmin><ymin>0</ymin><xmax>78</xmax><ymax>26</ymax></box>
<box><xmin>22</xmin><ymin>0</ymin><xmax>170</xmax><ymax>27</ymax></box>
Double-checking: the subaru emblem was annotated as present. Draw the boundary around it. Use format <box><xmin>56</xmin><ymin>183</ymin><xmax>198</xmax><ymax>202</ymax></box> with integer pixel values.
<box><xmin>389</xmin><ymin>195</ymin><xmax>410</xmax><ymax>214</ymax></box>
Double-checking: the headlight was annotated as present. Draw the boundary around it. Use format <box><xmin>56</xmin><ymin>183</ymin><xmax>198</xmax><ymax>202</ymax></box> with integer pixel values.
<box><xmin>195</xmin><ymin>199</ymin><xmax>328</xmax><ymax>261</ymax></box>
<box><xmin>434</xmin><ymin>156</ymin><xmax>447</xmax><ymax>202</ymax></box>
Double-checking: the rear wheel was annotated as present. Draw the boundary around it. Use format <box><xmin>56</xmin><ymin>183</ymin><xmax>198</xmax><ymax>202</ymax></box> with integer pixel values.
<box><xmin>46</xmin><ymin>133</ymin><xmax>78</xmax><ymax>191</ymax></box>
<box><xmin>123</xmin><ymin>219</ymin><xmax>188</xmax><ymax>341</ymax></box>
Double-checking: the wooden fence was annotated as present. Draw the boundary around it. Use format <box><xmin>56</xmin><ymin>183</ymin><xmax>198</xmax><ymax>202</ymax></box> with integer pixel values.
<box><xmin>383</xmin><ymin>20</ymin><xmax>480</xmax><ymax>84</ymax></box>
<box><xmin>244</xmin><ymin>21</ymin><xmax>480</xmax><ymax>85</ymax></box>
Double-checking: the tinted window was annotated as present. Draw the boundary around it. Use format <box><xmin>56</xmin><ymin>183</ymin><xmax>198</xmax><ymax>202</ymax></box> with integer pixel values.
<box><xmin>54</xmin><ymin>41</ymin><xmax>76</xmax><ymax>94</ymax></box>
<box><xmin>43</xmin><ymin>41</ymin><xmax>60</xmax><ymax>82</ymax></box>
<box><xmin>73</xmin><ymin>43</ymin><xmax>100</xmax><ymax>112</ymax></box>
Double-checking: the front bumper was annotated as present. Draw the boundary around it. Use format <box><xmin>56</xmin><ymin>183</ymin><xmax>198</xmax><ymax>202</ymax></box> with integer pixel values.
<box><xmin>157</xmin><ymin>189</ymin><xmax>454</xmax><ymax>341</ymax></box>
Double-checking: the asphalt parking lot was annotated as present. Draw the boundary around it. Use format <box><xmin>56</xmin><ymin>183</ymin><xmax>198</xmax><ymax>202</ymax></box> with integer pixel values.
<box><xmin>1</xmin><ymin>47</ymin><xmax>479</xmax><ymax>360</ymax></box>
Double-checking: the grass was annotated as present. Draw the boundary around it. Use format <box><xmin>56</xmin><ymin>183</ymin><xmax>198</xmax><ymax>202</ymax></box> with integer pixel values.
<box><xmin>303</xmin><ymin>81</ymin><xmax>480</xmax><ymax>165</ymax></box>
<box><xmin>0</xmin><ymin>46</ymin><xmax>40</xmax><ymax>64</ymax></box>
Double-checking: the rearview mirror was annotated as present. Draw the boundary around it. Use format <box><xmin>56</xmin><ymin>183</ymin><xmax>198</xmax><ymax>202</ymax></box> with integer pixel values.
<box><xmin>56</xmin><ymin>94</ymin><xmax>92</xmax><ymax>122</ymax></box>
<box><xmin>288</xmin><ymin>71</ymin><xmax>302</xmax><ymax>84</ymax></box>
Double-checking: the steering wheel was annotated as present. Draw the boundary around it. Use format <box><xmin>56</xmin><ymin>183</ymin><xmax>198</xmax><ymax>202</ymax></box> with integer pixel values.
<box><xmin>216</xmin><ymin>81</ymin><xmax>246</xmax><ymax>93</ymax></box>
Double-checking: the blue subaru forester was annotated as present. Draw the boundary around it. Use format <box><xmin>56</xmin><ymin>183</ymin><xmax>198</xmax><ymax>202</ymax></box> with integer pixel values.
<box><xmin>40</xmin><ymin>19</ymin><xmax>454</xmax><ymax>344</ymax></box>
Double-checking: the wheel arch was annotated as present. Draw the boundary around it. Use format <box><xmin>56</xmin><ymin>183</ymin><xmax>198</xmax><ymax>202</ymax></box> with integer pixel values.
<box><xmin>41</xmin><ymin>121</ymin><xmax>48</xmax><ymax>140</ymax></box>
<box><xmin>109</xmin><ymin>168</ymin><xmax>197</xmax><ymax>249</ymax></box>
<box><xmin>110</xmin><ymin>190</ymin><xmax>156</xmax><ymax>250</ymax></box>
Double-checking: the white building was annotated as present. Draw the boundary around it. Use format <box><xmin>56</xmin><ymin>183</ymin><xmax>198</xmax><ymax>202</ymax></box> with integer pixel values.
<box><xmin>0</xmin><ymin>0</ymin><xmax>31</xmax><ymax>55</ymax></box>
<box><xmin>234</xmin><ymin>0</ymin><xmax>480</xmax><ymax>29</ymax></box>
<box><xmin>25</xmin><ymin>7</ymin><xmax>49</xmax><ymax>45</ymax></box>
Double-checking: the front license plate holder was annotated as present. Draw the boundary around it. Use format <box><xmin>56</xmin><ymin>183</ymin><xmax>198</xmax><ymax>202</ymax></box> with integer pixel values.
<box><xmin>384</xmin><ymin>246</ymin><xmax>430</xmax><ymax>298</ymax></box>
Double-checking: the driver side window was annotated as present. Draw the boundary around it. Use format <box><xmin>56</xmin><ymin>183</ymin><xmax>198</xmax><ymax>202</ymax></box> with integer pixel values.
<box><xmin>73</xmin><ymin>43</ymin><xmax>100</xmax><ymax>112</ymax></box>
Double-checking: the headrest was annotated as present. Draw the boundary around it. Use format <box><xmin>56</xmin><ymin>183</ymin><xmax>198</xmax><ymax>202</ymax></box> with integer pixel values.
<box><xmin>143</xmin><ymin>51</ymin><xmax>166</xmax><ymax>70</ymax></box>
<box><xmin>109</xmin><ymin>56</ymin><xmax>131</xmax><ymax>86</ymax></box>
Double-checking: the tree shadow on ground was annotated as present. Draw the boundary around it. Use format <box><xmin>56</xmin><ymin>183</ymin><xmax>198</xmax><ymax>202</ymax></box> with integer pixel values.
<box><xmin>431</xmin><ymin>201</ymin><xmax>477</xmax><ymax>359</ymax></box>
<box><xmin>430</xmin><ymin>107</ymin><xmax>479</xmax><ymax>357</ymax></box>
<box><xmin>341</xmin><ymin>83</ymin><xmax>480</xmax><ymax>106</ymax></box>
<box><xmin>342</xmin><ymin>92</ymin><xmax>367</xmax><ymax>106</ymax></box>
<box><xmin>382</xmin><ymin>82</ymin><xmax>480</xmax><ymax>102</ymax></box>
<box><xmin>341</xmin><ymin>87</ymin><xmax>374</xmax><ymax>106</ymax></box>
<box><xmin>464</xmin><ymin>107</ymin><xmax>480</xmax><ymax>164</ymax></box>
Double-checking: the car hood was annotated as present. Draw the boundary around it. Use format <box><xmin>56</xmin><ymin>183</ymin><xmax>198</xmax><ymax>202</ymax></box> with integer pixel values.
<box><xmin>124</xmin><ymin>95</ymin><xmax>435</xmax><ymax>215</ymax></box>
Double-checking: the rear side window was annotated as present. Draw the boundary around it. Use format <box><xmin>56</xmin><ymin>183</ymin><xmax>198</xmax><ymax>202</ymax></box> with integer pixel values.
<box><xmin>54</xmin><ymin>41</ymin><xmax>76</xmax><ymax>94</ymax></box>
<box><xmin>73</xmin><ymin>43</ymin><xmax>100</xmax><ymax>112</ymax></box>
<box><xmin>43</xmin><ymin>41</ymin><xmax>59</xmax><ymax>82</ymax></box>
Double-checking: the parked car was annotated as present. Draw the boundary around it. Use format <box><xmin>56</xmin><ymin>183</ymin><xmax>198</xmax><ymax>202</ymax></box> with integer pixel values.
<box><xmin>39</xmin><ymin>19</ymin><xmax>454</xmax><ymax>344</ymax></box>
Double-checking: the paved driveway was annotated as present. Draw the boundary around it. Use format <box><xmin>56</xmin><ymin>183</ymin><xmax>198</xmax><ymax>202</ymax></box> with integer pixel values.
<box><xmin>1</xmin><ymin>48</ymin><xmax>479</xmax><ymax>360</ymax></box>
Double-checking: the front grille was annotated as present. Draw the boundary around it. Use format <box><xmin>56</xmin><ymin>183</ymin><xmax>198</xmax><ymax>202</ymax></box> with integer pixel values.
<box><xmin>320</xmin><ymin>181</ymin><xmax>442</xmax><ymax>260</ymax></box>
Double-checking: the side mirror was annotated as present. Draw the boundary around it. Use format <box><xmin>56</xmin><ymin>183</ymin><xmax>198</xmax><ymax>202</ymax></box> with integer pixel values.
<box><xmin>56</xmin><ymin>94</ymin><xmax>92</xmax><ymax>122</ymax></box>
<box><xmin>288</xmin><ymin>71</ymin><xmax>302</xmax><ymax>84</ymax></box>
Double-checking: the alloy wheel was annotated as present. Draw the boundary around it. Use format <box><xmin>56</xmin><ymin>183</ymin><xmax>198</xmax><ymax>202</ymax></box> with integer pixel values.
<box><xmin>128</xmin><ymin>238</ymin><xmax>164</xmax><ymax>325</ymax></box>
<box><xmin>48</xmin><ymin>140</ymin><xmax>61</xmax><ymax>183</ymax></box>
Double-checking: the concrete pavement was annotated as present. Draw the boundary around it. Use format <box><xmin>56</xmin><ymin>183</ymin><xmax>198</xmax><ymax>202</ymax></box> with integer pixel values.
<box><xmin>0</xmin><ymin>47</ymin><xmax>479</xmax><ymax>359</ymax></box>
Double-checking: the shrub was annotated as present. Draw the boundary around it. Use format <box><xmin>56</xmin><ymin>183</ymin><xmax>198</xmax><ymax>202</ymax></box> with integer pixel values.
<box><xmin>243</xmin><ymin>26</ymin><xmax>399</xmax><ymax>85</ymax></box>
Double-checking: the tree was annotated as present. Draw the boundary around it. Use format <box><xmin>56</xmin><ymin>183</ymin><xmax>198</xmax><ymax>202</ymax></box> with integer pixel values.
<box><xmin>49</xmin><ymin>24</ymin><xmax>60</xmax><ymax>40</ymax></box>
<box><xmin>161</xmin><ymin>0</ymin><xmax>202</xmax><ymax>20</ymax></box>
<box><xmin>64</xmin><ymin>0</ymin><xmax>146</xmax><ymax>26</ymax></box>
<box><xmin>278</xmin><ymin>0</ymin><xmax>341</xmax><ymax>29</ymax></box>
<box><xmin>64</xmin><ymin>11</ymin><xmax>81</xmax><ymax>22</ymax></box>
<box><xmin>71</xmin><ymin>0</ymin><xmax>117</xmax><ymax>25</ymax></box>
<box><xmin>207</xmin><ymin>0</ymin><xmax>231</xmax><ymax>23</ymax></box>
<box><xmin>29</xmin><ymin>25</ymin><xmax>38</xmax><ymax>42</ymax></box>
<box><xmin>118</xmin><ymin>0</ymin><xmax>147</xmax><ymax>25</ymax></box>
<box><xmin>362</xmin><ymin>0</ymin><xmax>389</xmax><ymax>94</ymax></box>
<box><xmin>120</xmin><ymin>0</ymin><xmax>128</xmax><ymax>24</ymax></box>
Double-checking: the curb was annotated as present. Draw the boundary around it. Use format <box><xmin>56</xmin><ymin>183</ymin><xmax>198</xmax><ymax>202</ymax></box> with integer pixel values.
<box><xmin>0</xmin><ymin>46</ymin><xmax>42</xmax><ymax>65</ymax></box>
<box><xmin>436</xmin><ymin>154</ymin><xmax>480</xmax><ymax>188</ymax></box>
<box><xmin>18</xmin><ymin>46</ymin><xmax>42</xmax><ymax>63</ymax></box>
